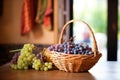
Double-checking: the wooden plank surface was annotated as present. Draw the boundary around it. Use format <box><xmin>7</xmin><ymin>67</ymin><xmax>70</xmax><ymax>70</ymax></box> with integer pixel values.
<box><xmin>0</xmin><ymin>61</ymin><xmax>120</xmax><ymax>80</ymax></box>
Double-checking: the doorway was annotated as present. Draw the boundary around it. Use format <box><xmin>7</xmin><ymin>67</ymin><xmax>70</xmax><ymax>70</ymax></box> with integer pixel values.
<box><xmin>73</xmin><ymin>0</ymin><xmax>107</xmax><ymax>61</ymax></box>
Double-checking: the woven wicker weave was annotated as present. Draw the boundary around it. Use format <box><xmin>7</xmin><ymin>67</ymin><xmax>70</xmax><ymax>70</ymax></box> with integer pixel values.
<box><xmin>49</xmin><ymin>20</ymin><xmax>102</xmax><ymax>72</ymax></box>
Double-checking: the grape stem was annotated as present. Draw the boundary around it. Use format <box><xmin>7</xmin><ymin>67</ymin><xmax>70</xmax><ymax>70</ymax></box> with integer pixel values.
<box><xmin>9</xmin><ymin>49</ymin><xmax>21</xmax><ymax>53</ymax></box>
<box><xmin>42</xmin><ymin>48</ymin><xmax>46</xmax><ymax>54</ymax></box>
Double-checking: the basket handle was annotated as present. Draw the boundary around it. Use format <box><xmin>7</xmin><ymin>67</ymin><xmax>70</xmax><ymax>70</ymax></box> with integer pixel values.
<box><xmin>58</xmin><ymin>19</ymin><xmax>98</xmax><ymax>56</ymax></box>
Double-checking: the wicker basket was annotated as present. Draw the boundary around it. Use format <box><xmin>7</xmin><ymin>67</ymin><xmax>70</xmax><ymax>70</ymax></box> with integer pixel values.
<box><xmin>48</xmin><ymin>20</ymin><xmax>102</xmax><ymax>72</ymax></box>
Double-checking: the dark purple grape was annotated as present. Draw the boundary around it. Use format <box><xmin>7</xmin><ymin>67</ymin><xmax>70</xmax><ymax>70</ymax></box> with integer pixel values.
<box><xmin>68</xmin><ymin>45</ymin><xmax>74</xmax><ymax>48</ymax></box>
<box><xmin>82</xmin><ymin>51</ymin><xmax>85</xmax><ymax>54</ymax></box>
<box><xmin>75</xmin><ymin>44</ymin><xmax>79</xmax><ymax>46</ymax></box>
<box><xmin>70</xmin><ymin>50</ymin><xmax>74</xmax><ymax>54</ymax></box>
<box><xmin>59</xmin><ymin>44</ymin><xmax>63</xmax><ymax>48</ymax></box>
<box><xmin>59</xmin><ymin>45</ymin><xmax>64</xmax><ymax>52</ymax></box>
<box><xmin>54</xmin><ymin>47</ymin><xmax>58</xmax><ymax>52</ymax></box>
<box><xmin>64</xmin><ymin>50</ymin><xmax>67</xmax><ymax>53</ymax></box>
<box><xmin>48</xmin><ymin>45</ymin><xmax>56</xmax><ymax>51</ymax></box>
<box><xmin>63</xmin><ymin>44</ymin><xmax>67</xmax><ymax>48</ymax></box>
<box><xmin>56</xmin><ymin>44</ymin><xmax>60</xmax><ymax>48</ymax></box>
<box><xmin>48</xmin><ymin>47</ymin><xmax>52</xmax><ymax>51</ymax></box>
<box><xmin>79</xmin><ymin>47</ymin><xmax>83</xmax><ymax>51</ymax></box>
<box><xmin>32</xmin><ymin>46</ymin><xmax>42</xmax><ymax>54</ymax></box>
<box><xmin>57</xmin><ymin>49</ymin><xmax>61</xmax><ymax>52</ymax></box>
<box><xmin>36</xmin><ymin>53</ymin><xmax>41</xmax><ymax>58</ymax></box>
<box><xmin>11</xmin><ymin>52</ymin><xmax>20</xmax><ymax>64</ymax></box>
<box><xmin>67</xmin><ymin>51</ymin><xmax>71</xmax><ymax>54</ymax></box>
<box><xmin>73</xmin><ymin>50</ymin><xmax>77</xmax><ymax>54</ymax></box>
<box><xmin>88</xmin><ymin>47</ymin><xmax>92</xmax><ymax>51</ymax></box>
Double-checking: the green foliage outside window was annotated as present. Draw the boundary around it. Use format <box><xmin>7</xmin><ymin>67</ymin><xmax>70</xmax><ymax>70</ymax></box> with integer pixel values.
<box><xmin>73</xmin><ymin>0</ymin><xmax>107</xmax><ymax>34</ymax></box>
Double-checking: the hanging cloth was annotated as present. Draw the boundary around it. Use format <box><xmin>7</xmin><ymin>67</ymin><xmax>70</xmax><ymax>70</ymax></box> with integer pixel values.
<box><xmin>43</xmin><ymin>0</ymin><xmax>53</xmax><ymax>30</ymax></box>
<box><xmin>21</xmin><ymin>0</ymin><xmax>37</xmax><ymax>35</ymax></box>
<box><xmin>35</xmin><ymin>0</ymin><xmax>48</xmax><ymax>24</ymax></box>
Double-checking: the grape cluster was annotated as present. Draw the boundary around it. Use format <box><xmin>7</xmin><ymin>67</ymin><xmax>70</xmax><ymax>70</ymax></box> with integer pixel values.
<box><xmin>10</xmin><ymin>44</ymin><xmax>53</xmax><ymax>71</ymax></box>
<box><xmin>32</xmin><ymin>59</ymin><xmax>53</xmax><ymax>71</ymax></box>
<box><xmin>17</xmin><ymin>44</ymin><xmax>35</xmax><ymax>70</ymax></box>
<box><xmin>10</xmin><ymin>52</ymin><xmax>20</xmax><ymax>70</ymax></box>
<box><xmin>11</xmin><ymin>52</ymin><xmax>20</xmax><ymax>64</ymax></box>
<box><xmin>48</xmin><ymin>41</ymin><xmax>93</xmax><ymax>55</ymax></box>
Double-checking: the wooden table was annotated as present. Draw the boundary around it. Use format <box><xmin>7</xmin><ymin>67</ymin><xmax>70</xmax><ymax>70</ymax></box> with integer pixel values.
<box><xmin>0</xmin><ymin>61</ymin><xmax>120</xmax><ymax>80</ymax></box>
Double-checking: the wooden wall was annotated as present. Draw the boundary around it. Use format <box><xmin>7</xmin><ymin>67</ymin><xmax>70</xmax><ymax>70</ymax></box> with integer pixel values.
<box><xmin>0</xmin><ymin>0</ymin><xmax>54</xmax><ymax>45</ymax></box>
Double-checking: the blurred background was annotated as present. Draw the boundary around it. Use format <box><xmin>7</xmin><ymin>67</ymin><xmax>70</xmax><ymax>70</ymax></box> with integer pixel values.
<box><xmin>0</xmin><ymin>0</ymin><xmax>120</xmax><ymax>65</ymax></box>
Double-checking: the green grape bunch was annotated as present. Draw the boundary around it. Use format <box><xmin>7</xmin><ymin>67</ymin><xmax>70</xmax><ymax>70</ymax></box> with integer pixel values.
<box><xmin>10</xmin><ymin>43</ymin><xmax>53</xmax><ymax>71</ymax></box>
<box><xmin>32</xmin><ymin>58</ymin><xmax>53</xmax><ymax>71</ymax></box>
<box><xmin>17</xmin><ymin>44</ymin><xmax>35</xmax><ymax>70</ymax></box>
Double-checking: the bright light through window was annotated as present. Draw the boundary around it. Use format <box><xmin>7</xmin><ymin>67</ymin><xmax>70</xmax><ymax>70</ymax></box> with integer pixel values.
<box><xmin>73</xmin><ymin>0</ymin><xmax>107</xmax><ymax>61</ymax></box>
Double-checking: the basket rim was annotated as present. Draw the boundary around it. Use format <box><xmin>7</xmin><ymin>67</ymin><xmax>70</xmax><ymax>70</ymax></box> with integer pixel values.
<box><xmin>58</xmin><ymin>19</ymin><xmax>98</xmax><ymax>57</ymax></box>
